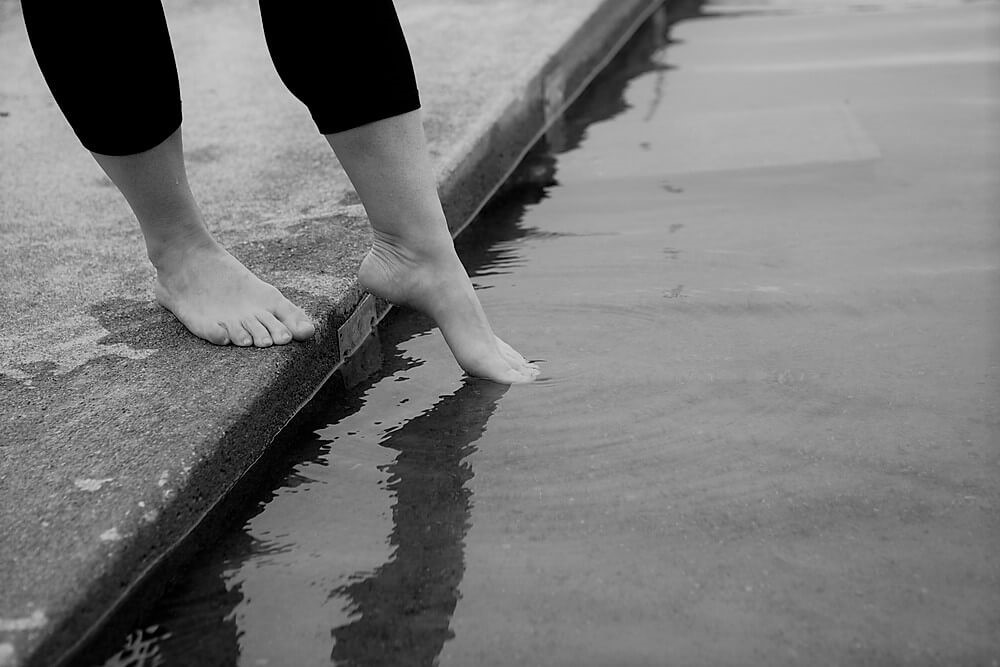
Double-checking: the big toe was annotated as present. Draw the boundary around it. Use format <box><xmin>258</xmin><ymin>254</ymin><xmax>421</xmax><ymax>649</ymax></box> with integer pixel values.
<box><xmin>275</xmin><ymin>302</ymin><xmax>315</xmax><ymax>341</ymax></box>
<box><xmin>499</xmin><ymin>365</ymin><xmax>539</xmax><ymax>384</ymax></box>
<box><xmin>462</xmin><ymin>354</ymin><xmax>538</xmax><ymax>385</ymax></box>
<box><xmin>291</xmin><ymin>318</ymin><xmax>315</xmax><ymax>340</ymax></box>
<box><xmin>199</xmin><ymin>323</ymin><xmax>231</xmax><ymax>346</ymax></box>
<box><xmin>495</xmin><ymin>337</ymin><xmax>538</xmax><ymax>374</ymax></box>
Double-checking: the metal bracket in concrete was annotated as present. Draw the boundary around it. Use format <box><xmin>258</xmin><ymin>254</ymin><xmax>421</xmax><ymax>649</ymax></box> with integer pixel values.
<box><xmin>337</xmin><ymin>294</ymin><xmax>391</xmax><ymax>363</ymax></box>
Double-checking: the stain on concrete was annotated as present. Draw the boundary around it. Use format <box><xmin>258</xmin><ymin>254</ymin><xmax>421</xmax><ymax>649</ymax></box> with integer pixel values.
<box><xmin>74</xmin><ymin>479</ymin><xmax>114</xmax><ymax>493</ymax></box>
<box><xmin>88</xmin><ymin>298</ymin><xmax>178</xmax><ymax>351</ymax></box>
<box><xmin>0</xmin><ymin>313</ymin><xmax>157</xmax><ymax>382</ymax></box>
<box><xmin>99</xmin><ymin>528</ymin><xmax>123</xmax><ymax>543</ymax></box>
<box><xmin>0</xmin><ymin>361</ymin><xmax>58</xmax><ymax>383</ymax></box>
<box><xmin>0</xmin><ymin>611</ymin><xmax>47</xmax><ymax>632</ymax></box>
<box><xmin>338</xmin><ymin>191</ymin><xmax>362</xmax><ymax>207</ymax></box>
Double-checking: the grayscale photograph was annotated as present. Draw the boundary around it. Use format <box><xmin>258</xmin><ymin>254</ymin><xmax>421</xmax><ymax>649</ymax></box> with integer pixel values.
<box><xmin>1</xmin><ymin>0</ymin><xmax>997</xmax><ymax>665</ymax></box>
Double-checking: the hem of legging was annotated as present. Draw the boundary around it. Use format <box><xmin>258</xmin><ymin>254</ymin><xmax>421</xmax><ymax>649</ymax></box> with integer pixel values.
<box><xmin>82</xmin><ymin>116</ymin><xmax>184</xmax><ymax>158</ymax></box>
<box><xmin>313</xmin><ymin>100</ymin><xmax>422</xmax><ymax>136</ymax></box>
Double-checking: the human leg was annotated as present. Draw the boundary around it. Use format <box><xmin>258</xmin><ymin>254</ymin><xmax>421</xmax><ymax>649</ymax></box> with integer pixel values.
<box><xmin>22</xmin><ymin>0</ymin><xmax>314</xmax><ymax>347</ymax></box>
<box><xmin>259</xmin><ymin>1</ymin><xmax>537</xmax><ymax>382</ymax></box>
<box><xmin>325</xmin><ymin>112</ymin><xmax>538</xmax><ymax>383</ymax></box>
<box><xmin>92</xmin><ymin>129</ymin><xmax>315</xmax><ymax>347</ymax></box>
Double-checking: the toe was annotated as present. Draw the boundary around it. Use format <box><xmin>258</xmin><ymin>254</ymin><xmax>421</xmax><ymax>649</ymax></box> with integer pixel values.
<box><xmin>257</xmin><ymin>312</ymin><xmax>293</xmax><ymax>345</ymax></box>
<box><xmin>495</xmin><ymin>337</ymin><xmax>537</xmax><ymax>373</ymax></box>
<box><xmin>505</xmin><ymin>351</ymin><xmax>537</xmax><ymax>372</ymax></box>
<box><xmin>199</xmin><ymin>323</ymin><xmax>231</xmax><ymax>346</ymax></box>
<box><xmin>223</xmin><ymin>321</ymin><xmax>255</xmax><ymax>347</ymax></box>
<box><xmin>500</xmin><ymin>365</ymin><xmax>539</xmax><ymax>384</ymax></box>
<box><xmin>240</xmin><ymin>317</ymin><xmax>273</xmax><ymax>348</ymax></box>
<box><xmin>461</xmin><ymin>350</ymin><xmax>539</xmax><ymax>385</ymax></box>
<box><xmin>274</xmin><ymin>301</ymin><xmax>315</xmax><ymax>341</ymax></box>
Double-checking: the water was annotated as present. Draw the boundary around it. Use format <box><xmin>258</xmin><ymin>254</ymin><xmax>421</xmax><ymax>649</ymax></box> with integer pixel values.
<box><xmin>86</xmin><ymin>0</ymin><xmax>1000</xmax><ymax>664</ymax></box>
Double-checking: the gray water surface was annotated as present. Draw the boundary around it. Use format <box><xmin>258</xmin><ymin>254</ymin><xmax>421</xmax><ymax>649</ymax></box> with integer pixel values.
<box><xmin>93</xmin><ymin>0</ymin><xmax>999</xmax><ymax>664</ymax></box>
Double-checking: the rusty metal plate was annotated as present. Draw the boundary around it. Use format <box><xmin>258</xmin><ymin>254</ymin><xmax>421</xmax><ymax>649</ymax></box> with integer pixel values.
<box><xmin>337</xmin><ymin>294</ymin><xmax>391</xmax><ymax>362</ymax></box>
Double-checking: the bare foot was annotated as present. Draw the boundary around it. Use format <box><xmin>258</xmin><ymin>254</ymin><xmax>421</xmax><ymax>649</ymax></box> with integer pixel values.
<box><xmin>358</xmin><ymin>235</ymin><xmax>538</xmax><ymax>384</ymax></box>
<box><xmin>153</xmin><ymin>238</ymin><xmax>315</xmax><ymax>347</ymax></box>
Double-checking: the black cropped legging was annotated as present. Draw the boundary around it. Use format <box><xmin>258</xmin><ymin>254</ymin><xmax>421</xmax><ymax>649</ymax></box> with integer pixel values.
<box><xmin>22</xmin><ymin>1</ymin><xmax>421</xmax><ymax>156</ymax></box>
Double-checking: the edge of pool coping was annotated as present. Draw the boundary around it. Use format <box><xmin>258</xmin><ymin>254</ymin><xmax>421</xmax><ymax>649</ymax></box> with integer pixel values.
<box><xmin>18</xmin><ymin>2</ymin><xmax>666</xmax><ymax>665</ymax></box>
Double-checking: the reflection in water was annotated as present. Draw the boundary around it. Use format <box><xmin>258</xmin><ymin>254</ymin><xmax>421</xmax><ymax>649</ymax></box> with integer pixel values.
<box><xmin>94</xmin><ymin>336</ymin><xmax>506</xmax><ymax>667</ymax></box>
<box><xmin>84</xmin><ymin>4</ymin><xmax>700</xmax><ymax>665</ymax></box>
<box><xmin>91</xmin><ymin>321</ymin><xmax>507</xmax><ymax>667</ymax></box>
<box><xmin>330</xmin><ymin>380</ymin><xmax>507</xmax><ymax>666</ymax></box>
<box><xmin>98</xmin><ymin>419</ymin><xmax>343</xmax><ymax>666</ymax></box>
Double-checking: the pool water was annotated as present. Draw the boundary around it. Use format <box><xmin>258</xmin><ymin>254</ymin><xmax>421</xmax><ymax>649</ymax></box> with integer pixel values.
<box><xmin>88</xmin><ymin>0</ymin><xmax>1000</xmax><ymax>664</ymax></box>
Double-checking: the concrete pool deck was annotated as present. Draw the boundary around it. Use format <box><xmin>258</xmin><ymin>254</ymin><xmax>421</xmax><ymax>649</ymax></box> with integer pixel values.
<box><xmin>0</xmin><ymin>1</ymin><xmax>665</xmax><ymax>664</ymax></box>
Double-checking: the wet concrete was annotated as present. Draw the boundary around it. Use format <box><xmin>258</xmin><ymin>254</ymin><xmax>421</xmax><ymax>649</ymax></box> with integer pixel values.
<box><xmin>0</xmin><ymin>1</ymin><xmax>663</xmax><ymax>665</ymax></box>
<box><xmin>79</xmin><ymin>0</ymin><xmax>1000</xmax><ymax>665</ymax></box>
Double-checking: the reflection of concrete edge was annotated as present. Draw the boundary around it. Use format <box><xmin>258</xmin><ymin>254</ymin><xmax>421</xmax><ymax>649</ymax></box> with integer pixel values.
<box><xmin>39</xmin><ymin>2</ymin><xmax>666</xmax><ymax>666</ymax></box>
<box><xmin>440</xmin><ymin>0</ymin><xmax>669</xmax><ymax>240</ymax></box>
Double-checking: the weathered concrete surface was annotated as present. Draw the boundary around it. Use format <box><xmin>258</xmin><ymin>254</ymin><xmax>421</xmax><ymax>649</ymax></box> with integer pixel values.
<box><xmin>0</xmin><ymin>1</ymin><xmax>662</xmax><ymax>664</ymax></box>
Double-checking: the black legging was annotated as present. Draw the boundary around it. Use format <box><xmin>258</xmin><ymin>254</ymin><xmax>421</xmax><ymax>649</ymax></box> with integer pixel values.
<box><xmin>21</xmin><ymin>1</ymin><xmax>421</xmax><ymax>156</ymax></box>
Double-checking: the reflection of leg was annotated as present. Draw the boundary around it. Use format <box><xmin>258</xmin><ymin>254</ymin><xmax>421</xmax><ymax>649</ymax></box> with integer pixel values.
<box><xmin>259</xmin><ymin>1</ymin><xmax>537</xmax><ymax>383</ymax></box>
<box><xmin>92</xmin><ymin>130</ymin><xmax>315</xmax><ymax>347</ymax></box>
<box><xmin>331</xmin><ymin>380</ymin><xmax>507</xmax><ymax>665</ymax></box>
<box><xmin>22</xmin><ymin>1</ymin><xmax>314</xmax><ymax>347</ymax></box>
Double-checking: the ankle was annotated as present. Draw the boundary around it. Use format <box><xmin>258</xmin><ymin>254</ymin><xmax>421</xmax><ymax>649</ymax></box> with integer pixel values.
<box><xmin>146</xmin><ymin>226</ymin><xmax>218</xmax><ymax>272</ymax></box>
<box><xmin>370</xmin><ymin>226</ymin><xmax>455</xmax><ymax>263</ymax></box>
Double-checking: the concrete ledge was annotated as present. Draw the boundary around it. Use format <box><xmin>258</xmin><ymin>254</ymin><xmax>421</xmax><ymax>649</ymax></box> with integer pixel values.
<box><xmin>0</xmin><ymin>1</ymin><xmax>662</xmax><ymax>665</ymax></box>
